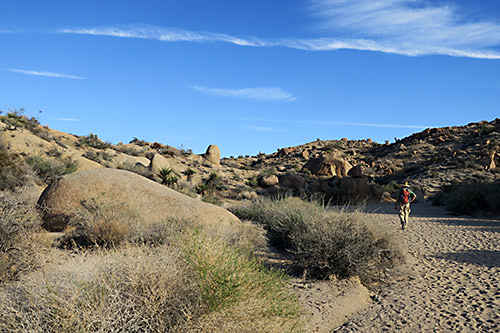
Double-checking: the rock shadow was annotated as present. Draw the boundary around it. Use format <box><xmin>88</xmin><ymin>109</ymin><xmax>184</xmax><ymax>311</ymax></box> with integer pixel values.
<box><xmin>435</xmin><ymin>250</ymin><xmax>500</xmax><ymax>268</ymax></box>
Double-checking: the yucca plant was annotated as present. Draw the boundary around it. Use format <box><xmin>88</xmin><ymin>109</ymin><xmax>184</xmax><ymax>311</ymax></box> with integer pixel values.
<box><xmin>157</xmin><ymin>167</ymin><xmax>178</xmax><ymax>187</ymax></box>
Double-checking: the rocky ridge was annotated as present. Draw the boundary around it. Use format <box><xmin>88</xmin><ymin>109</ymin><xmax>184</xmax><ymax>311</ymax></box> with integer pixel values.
<box><xmin>1</xmin><ymin>112</ymin><xmax>499</xmax><ymax>204</ymax></box>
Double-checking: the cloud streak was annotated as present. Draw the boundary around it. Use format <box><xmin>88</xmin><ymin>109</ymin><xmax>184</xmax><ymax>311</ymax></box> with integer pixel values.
<box><xmin>190</xmin><ymin>86</ymin><xmax>296</xmax><ymax>102</ymax></box>
<box><xmin>308</xmin><ymin>0</ymin><xmax>500</xmax><ymax>58</ymax></box>
<box><xmin>58</xmin><ymin>10</ymin><xmax>500</xmax><ymax>60</ymax></box>
<box><xmin>4</xmin><ymin>68</ymin><xmax>85</xmax><ymax>79</ymax></box>
<box><xmin>245</xmin><ymin>125</ymin><xmax>277</xmax><ymax>132</ymax></box>
<box><xmin>241</xmin><ymin>117</ymin><xmax>436</xmax><ymax>129</ymax></box>
<box><xmin>51</xmin><ymin>117</ymin><xmax>80</xmax><ymax>121</ymax></box>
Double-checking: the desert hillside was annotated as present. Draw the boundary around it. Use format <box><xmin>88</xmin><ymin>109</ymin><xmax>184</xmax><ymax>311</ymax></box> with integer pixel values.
<box><xmin>1</xmin><ymin>111</ymin><xmax>498</xmax><ymax>204</ymax></box>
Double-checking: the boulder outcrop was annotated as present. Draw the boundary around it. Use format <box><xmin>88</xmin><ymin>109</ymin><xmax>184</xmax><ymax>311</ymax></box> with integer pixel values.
<box><xmin>204</xmin><ymin>145</ymin><xmax>221</xmax><ymax>165</ymax></box>
<box><xmin>303</xmin><ymin>155</ymin><xmax>353</xmax><ymax>177</ymax></box>
<box><xmin>37</xmin><ymin>168</ymin><xmax>240</xmax><ymax>231</ymax></box>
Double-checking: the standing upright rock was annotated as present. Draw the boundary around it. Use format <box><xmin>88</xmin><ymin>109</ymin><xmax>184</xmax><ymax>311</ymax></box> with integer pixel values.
<box><xmin>204</xmin><ymin>145</ymin><xmax>221</xmax><ymax>166</ymax></box>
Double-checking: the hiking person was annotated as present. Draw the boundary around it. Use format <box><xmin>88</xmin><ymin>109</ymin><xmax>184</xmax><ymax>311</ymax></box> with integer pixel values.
<box><xmin>395</xmin><ymin>182</ymin><xmax>417</xmax><ymax>230</ymax></box>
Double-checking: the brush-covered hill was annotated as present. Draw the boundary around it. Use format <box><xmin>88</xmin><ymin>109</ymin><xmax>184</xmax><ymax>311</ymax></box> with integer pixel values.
<box><xmin>1</xmin><ymin>109</ymin><xmax>499</xmax><ymax>204</ymax></box>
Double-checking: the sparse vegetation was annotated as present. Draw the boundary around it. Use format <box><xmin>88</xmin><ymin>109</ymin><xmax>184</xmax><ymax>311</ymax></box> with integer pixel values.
<box><xmin>0</xmin><ymin>149</ymin><xmax>31</xmax><ymax>191</ymax></box>
<box><xmin>77</xmin><ymin>133</ymin><xmax>111</xmax><ymax>149</ymax></box>
<box><xmin>230</xmin><ymin>197</ymin><xmax>404</xmax><ymax>283</ymax></box>
<box><xmin>432</xmin><ymin>181</ymin><xmax>500</xmax><ymax>216</ymax></box>
<box><xmin>0</xmin><ymin>108</ymin><xmax>40</xmax><ymax>132</ymax></box>
<box><xmin>182</xmin><ymin>167</ymin><xmax>196</xmax><ymax>180</ymax></box>
<box><xmin>157</xmin><ymin>167</ymin><xmax>179</xmax><ymax>187</ymax></box>
<box><xmin>0</xmin><ymin>191</ymin><xmax>44</xmax><ymax>282</ymax></box>
<box><xmin>25</xmin><ymin>154</ymin><xmax>78</xmax><ymax>184</ymax></box>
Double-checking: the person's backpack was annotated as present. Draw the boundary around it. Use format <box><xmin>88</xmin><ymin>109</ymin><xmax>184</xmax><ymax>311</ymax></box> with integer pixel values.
<box><xmin>401</xmin><ymin>188</ymin><xmax>410</xmax><ymax>204</ymax></box>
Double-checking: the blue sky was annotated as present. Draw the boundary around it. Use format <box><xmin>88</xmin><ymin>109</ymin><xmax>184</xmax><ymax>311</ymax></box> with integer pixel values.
<box><xmin>1</xmin><ymin>0</ymin><xmax>499</xmax><ymax>157</ymax></box>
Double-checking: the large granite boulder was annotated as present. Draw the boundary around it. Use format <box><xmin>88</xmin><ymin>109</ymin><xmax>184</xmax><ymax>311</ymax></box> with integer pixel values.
<box><xmin>37</xmin><ymin>168</ymin><xmax>240</xmax><ymax>231</ymax></box>
<box><xmin>259</xmin><ymin>174</ymin><xmax>279</xmax><ymax>188</ymax></box>
<box><xmin>303</xmin><ymin>155</ymin><xmax>353</xmax><ymax>177</ymax></box>
<box><xmin>203</xmin><ymin>145</ymin><xmax>221</xmax><ymax>166</ymax></box>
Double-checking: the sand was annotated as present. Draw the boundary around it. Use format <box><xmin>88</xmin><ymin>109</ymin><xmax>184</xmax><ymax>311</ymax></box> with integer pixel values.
<box><xmin>337</xmin><ymin>203</ymin><xmax>500</xmax><ymax>332</ymax></box>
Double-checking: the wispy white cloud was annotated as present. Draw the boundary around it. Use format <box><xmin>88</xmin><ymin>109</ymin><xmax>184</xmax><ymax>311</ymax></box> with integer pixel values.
<box><xmin>4</xmin><ymin>68</ymin><xmax>85</xmax><ymax>80</ymax></box>
<box><xmin>51</xmin><ymin>117</ymin><xmax>80</xmax><ymax>122</ymax></box>
<box><xmin>59</xmin><ymin>26</ymin><xmax>267</xmax><ymax>47</ymax></box>
<box><xmin>241</xmin><ymin>117</ymin><xmax>436</xmax><ymax>129</ymax></box>
<box><xmin>245</xmin><ymin>125</ymin><xmax>277</xmax><ymax>132</ymax></box>
<box><xmin>58</xmin><ymin>14</ymin><xmax>500</xmax><ymax>59</ymax></box>
<box><xmin>190</xmin><ymin>86</ymin><xmax>296</xmax><ymax>102</ymax></box>
<box><xmin>308</xmin><ymin>0</ymin><xmax>500</xmax><ymax>59</ymax></box>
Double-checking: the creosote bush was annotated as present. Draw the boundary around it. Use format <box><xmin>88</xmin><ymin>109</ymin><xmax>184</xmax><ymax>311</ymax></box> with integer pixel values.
<box><xmin>433</xmin><ymin>181</ymin><xmax>500</xmax><ymax>216</ymax></box>
<box><xmin>230</xmin><ymin>197</ymin><xmax>404</xmax><ymax>283</ymax></box>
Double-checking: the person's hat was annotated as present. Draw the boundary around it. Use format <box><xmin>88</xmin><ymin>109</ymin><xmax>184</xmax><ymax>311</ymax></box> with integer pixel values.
<box><xmin>403</xmin><ymin>182</ymin><xmax>409</xmax><ymax>187</ymax></box>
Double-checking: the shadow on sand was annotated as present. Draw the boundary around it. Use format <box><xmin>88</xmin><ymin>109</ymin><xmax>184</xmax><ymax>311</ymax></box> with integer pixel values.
<box><xmin>435</xmin><ymin>250</ymin><xmax>500</xmax><ymax>268</ymax></box>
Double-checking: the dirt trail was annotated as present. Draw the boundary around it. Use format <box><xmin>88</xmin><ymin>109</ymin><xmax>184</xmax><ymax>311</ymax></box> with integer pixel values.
<box><xmin>338</xmin><ymin>203</ymin><xmax>500</xmax><ymax>332</ymax></box>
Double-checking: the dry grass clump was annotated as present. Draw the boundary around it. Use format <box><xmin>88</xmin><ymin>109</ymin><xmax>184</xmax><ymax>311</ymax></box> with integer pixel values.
<box><xmin>0</xmin><ymin>246</ymin><xmax>199</xmax><ymax>332</ymax></box>
<box><xmin>230</xmin><ymin>197</ymin><xmax>404</xmax><ymax>284</ymax></box>
<box><xmin>0</xmin><ymin>234</ymin><xmax>301</xmax><ymax>332</ymax></box>
<box><xmin>59</xmin><ymin>197</ymin><xmax>266</xmax><ymax>253</ymax></box>
<box><xmin>0</xmin><ymin>191</ymin><xmax>45</xmax><ymax>282</ymax></box>
<box><xmin>433</xmin><ymin>181</ymin><xmax>500</xmax><ymax>216</ymax></box>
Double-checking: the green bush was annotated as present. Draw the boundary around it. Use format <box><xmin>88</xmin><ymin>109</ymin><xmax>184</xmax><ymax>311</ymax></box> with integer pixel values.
<box><xmin>433</xmin><ymin>181</ymin><xmax>500</xmax><ymax>216</ymax></box>
<box><xmin>230</xmin><ymin>197</ymin><xmax>404</xmax><ymax>283</ymax></box>
<box><xmin>25</xmin><ymin>155</ymin><xmax>78</xmax><ymax>184</ymax></box>
<box><xmin>182</xmin><ymin>167</ymin><xmax>196</xmax><ymax>180</ymax></box>
<box><xmin>157</xmin><ymin>167</ymin><xmax>179</xmax><ymax>187</ymax></box>
<box><xmin>77</xmin><ymin>133</ymin><xmax>111</xmax><ymax>149</ymax></box>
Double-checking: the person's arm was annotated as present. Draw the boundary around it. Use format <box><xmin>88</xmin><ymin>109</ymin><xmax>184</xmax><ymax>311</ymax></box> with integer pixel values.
<box><xmin>410</xmin><ymin>189</ymin><xmax>417</xmax><ymax>203</ymax></box>
<box><xmin>395</xmin><ymin>188</ymin><xmax>401</xmax><ymax>210</ymax></box>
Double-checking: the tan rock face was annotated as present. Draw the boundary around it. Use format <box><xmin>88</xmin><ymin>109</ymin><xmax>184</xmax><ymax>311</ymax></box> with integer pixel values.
<box><xmin>259</xmin><ymin>174</ymin><xmax>279</xmax><ymax>188</ymax></box>
<box><xmin>204</xmin><ymin>145</ymin><xmax>221</xmax><ymax>165</ymax></box>
<box><xmin>149</xmin><ymin>153</ymin><xmax>171</xmax><ymax>173</ymax></box>
<box><xmin>37</xmin><ymin>168</ymin><xmax>240</xmax><ymax>231</ymax></box>
<box><xmin>303</xmin><ymin>155</ymin><xmax>353</xmax><ymax>177</ymax></box>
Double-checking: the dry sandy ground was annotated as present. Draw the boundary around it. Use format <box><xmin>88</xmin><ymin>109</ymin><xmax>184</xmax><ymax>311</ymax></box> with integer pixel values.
<box><xmin>336</xmin><ymin>203</ymin><xmax>500</xmax><ymax>332</ymax></box>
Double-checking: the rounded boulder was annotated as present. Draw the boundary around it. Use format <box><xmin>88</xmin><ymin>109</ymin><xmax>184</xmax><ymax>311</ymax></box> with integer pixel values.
<box><xmin>37</xmin><ymin>168</ymin><xmax>240</xmax><ymax>231</ymax></box>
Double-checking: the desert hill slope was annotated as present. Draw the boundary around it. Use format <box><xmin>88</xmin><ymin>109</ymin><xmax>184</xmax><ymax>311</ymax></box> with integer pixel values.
<box><xmin>1</xmin><ymin>110</ymin><xmax>499</xmax><ymax>204</ymax></box>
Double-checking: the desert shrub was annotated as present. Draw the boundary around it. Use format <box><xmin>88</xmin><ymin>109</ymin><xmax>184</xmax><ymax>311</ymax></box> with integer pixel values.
<box><xmin>0</xmin><ymin>246</ymin><xmax>201</xmax><ymax>332</ymax></box>
<box><xmin>76</xmin><ymin>133</ymin><xmax>111</xmax><ymax>149</ymax></box>
<box><xmin>157</xmin><ymin>167</ymin><xmax>179</xmax><ymax>187</ymax></box>
<box><xmin>59</xmin><ymin>196</ymin><xmax>264</xmax><ymax>252</ymax></box>
<box><xmin>180</xmin><ymin>234</ymin><xmax>301</xmax><ymax>332</ymax></box>
<box><xmin>230</xmin><ymin>197</ymin><xmax>404</xmax><ymax>283</ymax></box>
<box><xmin>113</xmin><ymin>144</ymin><xmax>143</xmax><ymax>156</ymax></box>
<box><xmin>25</xmin><ymin>154</ymin><xmax>78</xmax><ymax>184</ymax></box>
<box><xmin>82</xmin><ymin>150</ymin><xmax>113</xmax><ymax>164</ymax></box>
<box><xmin>182</xmin><ymin>167</ymin><xmax>196</xmax><ymax>180</ymax></box>
<box><xmin>0</xmin><ymin>108</ymin><xmax>40</xmax><ymax>132</ymax></box>
<box><xmin>59</xmin><ymin>197</ymin><xmax>190</xmax><ymax>248</ymax></box>
<box><xmin>45</xmin><ymin>146</ymin><xmax>63</xmax><ymax>158</ymax></box>
<box><xmin>433</xmin><ymin>181</ymin><xmax>500</xmax><ymax>216</ymax></box>
<box><xmin>0</xmin><ymin>149</ymin><xmax>31</xmax><ymax>191</ymax></box>
<box><xmin>0</xmin><ymin>191</ymin><xmax>43</xmax><ymax>282</ymax></box>
<box><xmin>0</xmin><ymin>233</ymin><xmax>298</xmax><ymax>332</ymax></box>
